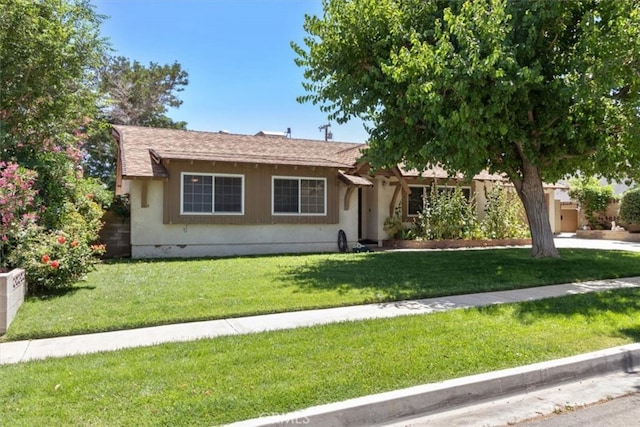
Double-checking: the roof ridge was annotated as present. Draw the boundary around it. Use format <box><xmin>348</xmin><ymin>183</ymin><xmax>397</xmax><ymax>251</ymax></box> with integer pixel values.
<box><xmin>112</xmin><ymin>124</ymin><xmax>365</xmax><ymax>146</ymax></box>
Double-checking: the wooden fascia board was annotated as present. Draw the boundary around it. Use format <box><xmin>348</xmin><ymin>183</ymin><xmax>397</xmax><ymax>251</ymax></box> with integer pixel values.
<box><xmin>391</xmin><ymin>166</ymin><xmax>412</xmax><ymax>195</ymax></box>
<box><xmin>390</xmin><ymin>185</ymin><xmax>402</xmax><ymax>218</ymax></box>
<box><xmin>352</xmin><ymin>161</ymin><xmax>369</xmax><ymax>175</ymax></box>
<box><xmin>337</xmin><ymin>173</ymin><xmax>355</xmax><ymax>187</ymax></box>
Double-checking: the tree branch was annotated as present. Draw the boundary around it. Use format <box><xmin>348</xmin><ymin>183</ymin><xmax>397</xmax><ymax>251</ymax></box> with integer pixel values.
<box><xmin>612</xmin><ymin>84</ymin><xmax>631</xmax><ymax>100</ymax></box>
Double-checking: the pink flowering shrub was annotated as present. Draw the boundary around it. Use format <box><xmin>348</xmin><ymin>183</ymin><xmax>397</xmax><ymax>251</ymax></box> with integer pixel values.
<box><xmin>7</xmin><ymin>174</ymin><xmax>110</xmax><ymax>294</ymax></box>
<box><xmin>0</xmin><ymin>162</ymin><xmax>38</xmax><ymax>271</ymax></box>
<box><xmin>10</xmin><ymin>230</ymin><xmax>106</xmax><ymax>293</ymax></box>
<box><xmin>1</xmin><ymin>161</ymin><xmax>110</xmax><ymax>293</ymax></box>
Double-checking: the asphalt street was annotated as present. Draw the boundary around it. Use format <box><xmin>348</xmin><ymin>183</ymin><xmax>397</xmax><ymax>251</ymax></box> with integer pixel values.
<box><xmin>518</xmin><ymin>392</ymin><xmax>640</xmax><ymax>427</ymax></box>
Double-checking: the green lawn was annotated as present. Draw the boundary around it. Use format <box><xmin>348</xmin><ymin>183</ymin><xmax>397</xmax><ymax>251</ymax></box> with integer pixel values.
<box><xmin>1</xmin><ymin>289</ymin><xmax>639</xmax><ymax>425</ymax></box>
<box><xmin>5</xmin><ymin>248</ymin><xmax>640</xmax><ymax>341</ymax></box>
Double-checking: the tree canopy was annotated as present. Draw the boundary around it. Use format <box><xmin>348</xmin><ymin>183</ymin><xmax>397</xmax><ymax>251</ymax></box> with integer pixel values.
<box><xmin>293</xmin><ymin>0</ymin><xmax>640</xmax><ymax>257</ymax></box>
<box><xmin>0</xmin><ymin>0</ymin><xmax>104</xmax><ymax>161</ymax></box>
<box><xmin>0</xmin><ymin>0</ymin><xmax>111</xmax><ymax>282</ymax></box>
<box><xmin>0</xmin><ymin>0</ymin><xmax>107</xmax><ymax>230</ymax></box>
<box><xmin>83</xmin><ymin>56</ymin><xmax>189</xmax><ymax>188</ymax></box>
<box><xmin>98</xmin><ymin>56</ymin><xmax>189</xmax><ymax>129</ymax></box>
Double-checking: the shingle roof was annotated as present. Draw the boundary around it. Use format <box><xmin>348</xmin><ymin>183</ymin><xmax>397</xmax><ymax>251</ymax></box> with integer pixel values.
<box><xmin>399</xmin><ymin>165</ymin><xmax>506</xmax><ymax>181</ymax></box>
<box><xmin>338</xmin><ymin>171</ymin><xmax>374</xmax><ymax>186</ymax></box>
<box><xmin>112</xmin><ymin>125</ymin><xmax>508</xmax><ymax>183</ymax></box>
<box><xmin>113</xmin><ymin>125</ymin><xmax>366</xmax><ymax>178</ymax></box>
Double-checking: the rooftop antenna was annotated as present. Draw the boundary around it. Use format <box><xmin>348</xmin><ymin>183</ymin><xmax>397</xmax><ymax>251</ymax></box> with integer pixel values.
<box><xmin>319</xmin><ymin>123</ymin><xmax>333</xmax><ymax>141</ymax></box>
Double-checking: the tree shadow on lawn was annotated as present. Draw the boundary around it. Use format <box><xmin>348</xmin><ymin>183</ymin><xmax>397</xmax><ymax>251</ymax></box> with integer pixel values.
<box><xmin>277</xmin><ymin>249</ymin><xmax>640</xmax><ymax>302</ymax></box>
<box><xmin>503</xmin><ymin>288</ymin><xmax>640</xmax><ymax>342</ymax></box>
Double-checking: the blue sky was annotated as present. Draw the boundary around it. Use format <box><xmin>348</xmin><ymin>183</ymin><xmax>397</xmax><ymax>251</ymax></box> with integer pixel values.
<box><xmin>93</xmin><ymin>0</ymin><xmax>369</xmax><ymax>143</ymax></box>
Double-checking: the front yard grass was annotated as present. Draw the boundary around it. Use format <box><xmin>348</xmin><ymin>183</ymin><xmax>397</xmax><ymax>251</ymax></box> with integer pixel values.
<box><xmin>1</xmin><ymin>288</ymin><xmax>639</xmax><ymax>425</ymax></box>
<box><xmin>5</xmin><ymin>248</ymin><xmax>640</xmax><ymax>341</ymax></box>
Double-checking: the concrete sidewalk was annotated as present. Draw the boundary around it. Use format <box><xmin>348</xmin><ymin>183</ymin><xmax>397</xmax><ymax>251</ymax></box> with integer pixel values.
<box><xmin>2</xmin><ymin>275</ymin><xmax>640</xmax><ymax>365</ymax></box>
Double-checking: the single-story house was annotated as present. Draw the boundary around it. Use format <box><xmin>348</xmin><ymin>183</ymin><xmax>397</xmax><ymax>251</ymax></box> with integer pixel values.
<box><xmin>112</xmin><ymin>125</ymin><xmax>564</xmax><ymax>258</ymax></box>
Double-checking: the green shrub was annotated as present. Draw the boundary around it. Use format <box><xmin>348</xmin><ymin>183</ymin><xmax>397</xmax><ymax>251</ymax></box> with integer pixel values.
<box><xmin>481</xmin><ymin>184</ymin><xmax>530</xmax><ymax>239</ymax></box>
<box><xmin>9</xmin><ymin>227</ymin><xmax>105</xmax><ymax>294</ymax></box>
<box><xmin>568</xmin><ymin>177</ymin><xmax>614</xmax><ymax>229</ymax></box>
<box><xmin>412</xmin><ymin>184</ymin><xmax>480</xmax><ymax>240</ymax></box>
<box><xmin>619</xmin><ymin>187</ymin><xmax>640</xmax><ymax>228</ymax></box>
<box><xmin>6</xmin><ymin>176</ymin><xmax>109</xmax><ymax>294</ymax></box>
<box><xmin>61</xmin><ymin>177</ymin><xmax>112</xmax><ymax>240</ymax></box>
<box><xmin>383</xmin><ymin>204</ymin><xmax>405</xmax><ymax>239</ymax></box>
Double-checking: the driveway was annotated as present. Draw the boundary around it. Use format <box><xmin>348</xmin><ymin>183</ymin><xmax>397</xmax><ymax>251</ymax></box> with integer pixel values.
<box><xmin>554</xmin><ymin>233</ymin><xmax>640</xmax><ymax>252</ymax></box>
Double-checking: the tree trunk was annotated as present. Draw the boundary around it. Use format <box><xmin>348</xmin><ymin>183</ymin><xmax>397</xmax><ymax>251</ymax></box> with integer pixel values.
<box><xmin>512</xmin><ymin>162</ymin><xmax>560</xmax><ymax>258</ymax></box>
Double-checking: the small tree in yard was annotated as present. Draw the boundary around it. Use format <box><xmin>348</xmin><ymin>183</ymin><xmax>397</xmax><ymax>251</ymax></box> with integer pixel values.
<box><xmin>619</xmin><ymin>188</ymin><xmax>640</xmax><ymax>230</ymax></box>
<box><xmin>481</xmin><ymin>184</ymin><xmax>530</xmax><ymax>239</ymax></box>
<box><xmin>414</xmin><ymin>185</ymin><xmax>479</xmax><ymax>240</ymax></box>
<box><xmin>293</xmin><ymin>0</ymin><xmax>640</xmax><ymax>257</ymax></box>
<box><xmin>568</xmin><ymin>177</ymin><xmax>614</xmax><ymax>229</ymax></box>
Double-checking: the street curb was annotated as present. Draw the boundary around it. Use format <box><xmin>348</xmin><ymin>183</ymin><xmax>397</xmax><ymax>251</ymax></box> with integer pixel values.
<box><xmin>227</xmin><ymin>343</ymin><xmax>640</xmax><ymax>427</ymax></box>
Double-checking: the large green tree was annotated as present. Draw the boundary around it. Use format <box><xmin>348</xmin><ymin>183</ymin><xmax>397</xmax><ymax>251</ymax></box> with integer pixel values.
<box><xmin>83</xmin><ymin>56</ymin><xmax>189</xmax><ymax>188</ymax></box>
<box><xmin>98</xmin><ymin>56</ymin><xmax>188</xmax><ymax>128</ymax></box>
<box><xmin>293</xmin><ymin>0</ymin><xmax>640</xmax><ymax>257</ymax></box>
<box><xmin>0</xmin><ymin>0</ymin><xmax>107</xmax><ymax>230</ymax></box>
<box><xmin>0</xmin><ymin>0</ymin><xmax>111</xmax><ymax>284</ymax></box>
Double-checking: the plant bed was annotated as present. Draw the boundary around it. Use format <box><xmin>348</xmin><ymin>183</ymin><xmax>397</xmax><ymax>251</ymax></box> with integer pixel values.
<box><xmin>576</xmin><ymin>230</ymin><xmax>640</xmax><ymax>241</ymax></box>
<box><xmin>383</xmin><ymin>238</ymin><xmax>532</xmax><ymax>250</ymax></box>
<box><xmin>624</xmin><ymin>224</ymin><xmax>640</xmax><ymax>233</ymax></box>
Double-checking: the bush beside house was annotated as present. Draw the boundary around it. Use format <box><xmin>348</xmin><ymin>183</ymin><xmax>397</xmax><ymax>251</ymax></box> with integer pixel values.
<box><xmin>385</xmin><ymin>183</ymin><xmax>530</xmax><ymax>244</ymax></box>
<box><xmin>568</xmin><ymin>177</ymin><xmax>615</xmax><ymax>230</ymax></box>
<box><xmin>0</xmin><ymin>162</ymin><xmax>110</xmax><ymax>294</ymax></box>
<box><xmin>619</xmin><ymin>187</ymin><xmax>640</xmax><ymax>232</ymax></box>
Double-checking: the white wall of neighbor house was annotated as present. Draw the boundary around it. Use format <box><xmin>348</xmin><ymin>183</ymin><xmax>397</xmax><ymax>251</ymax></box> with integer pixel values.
<box><xmin>126</xmin><ymin>180</ymin><xmax>359</xmax><ymax>258</ymax></box>
<box><xmin>545</xmin><ymin>189</ymin><xmax>561</xmax><ymax>233</ymax></box>
<box><xmin>553</xmin><ymin>198</ymin><xmax>562</xmax><ymax>233</ymax></box>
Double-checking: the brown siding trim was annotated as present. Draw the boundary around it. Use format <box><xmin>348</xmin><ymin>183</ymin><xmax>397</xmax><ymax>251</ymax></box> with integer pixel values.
<box><xmin>163</xmin><ymin>161</ymin><xmax>340</xmax><ymax>225</ymax></box>
<box><xmin>390</xmin><ymin>186</ymin><xmax>402</xmax><ymax>218</ymax></box>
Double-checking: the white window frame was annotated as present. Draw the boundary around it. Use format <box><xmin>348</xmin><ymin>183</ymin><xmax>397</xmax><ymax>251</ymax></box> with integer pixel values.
<box><xmin>180</xmin><ymin>172</ymin><xmax>245</xmax><ymax>215</ymax></box>
<box><xmin>272</xmin><ymin>176</ymin><xmax>327</xmax><ymax>216</ymax></box>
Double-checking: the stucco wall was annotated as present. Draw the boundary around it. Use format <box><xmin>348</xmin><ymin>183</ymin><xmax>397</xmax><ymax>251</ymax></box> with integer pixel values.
<box><xmin>362</xmin><ymin>177</ymin><xmax>397</xmax><ymax>244</ymax></box>
<box><xmin>363</xmin><ymin>182</ymin><xmax>379</xmax><ymax>242</ymax></box>
<box><xmin>474</xmin><ymin>180</ymin><xmax>489</xmax><ymax>221</ymax></box>
<box><xmin>128</xmin><ymin>180</ymin><xmax>359</xmax><ymax>258</ymax></box>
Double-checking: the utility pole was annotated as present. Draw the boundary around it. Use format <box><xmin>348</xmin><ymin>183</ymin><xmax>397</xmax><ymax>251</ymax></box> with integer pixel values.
<box><xmin>318</xmin><ymin>124</ymin><xmax>333</xmax><ymax>141</ymax></box>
